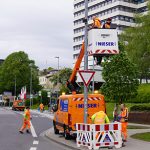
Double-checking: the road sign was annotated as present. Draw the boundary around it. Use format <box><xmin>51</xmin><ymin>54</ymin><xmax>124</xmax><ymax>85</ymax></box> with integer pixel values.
<box><xmin>38</xmin><ymin>91</ymin><xmax>41</xmax><ymax>96</ymax></box>
<box><xmin>78</xmin><ymin>70</ymin><xmax>95</xmax><ymax>87</ymax></box>
<box><xmin>47</xmin><ymin>92</ymin><xmax>51</xmax><ymax>98</ymax></box>
<box><xmin>30</xmin><ymin>94</ymin><xmax>33</xmax><ymax>99</ymax></box>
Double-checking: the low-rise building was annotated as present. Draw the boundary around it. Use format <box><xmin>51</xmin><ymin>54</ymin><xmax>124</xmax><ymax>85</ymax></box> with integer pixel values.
<box><xmin>39</xmin><ymin>69</ymin><xmax>60</xmax><ymax>92</ymax></box>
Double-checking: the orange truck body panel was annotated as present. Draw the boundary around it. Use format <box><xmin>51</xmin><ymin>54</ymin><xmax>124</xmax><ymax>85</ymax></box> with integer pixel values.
<box><xmin>12</xmin><ymin>100</ymin><xmax>25</xmax><ymax>111</ymax></box>
<box><xmin>53</xmin><ymin>93</ymin><xmax>106</xmax><ymax>132</ymax></box>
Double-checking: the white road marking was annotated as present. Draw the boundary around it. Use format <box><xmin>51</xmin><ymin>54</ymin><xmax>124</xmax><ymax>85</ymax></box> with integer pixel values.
<box><xmin>30</xmin><ymin>121</ymin><xmax>38</xmax><ymax>138</ymax></box>
<box><xmin>33</xmin><ymin>140</ymin><xmax>39</xmax><ymax>145</ymax></box>
<box><xmin>32</xmin><ymin>115</ymin><xmax>38</xmax><ymax>118</ymax></box>
<box><xmin>30</xmin><ymin>147</ymin><xmax>37</xmax><ymax>150</ymax></box>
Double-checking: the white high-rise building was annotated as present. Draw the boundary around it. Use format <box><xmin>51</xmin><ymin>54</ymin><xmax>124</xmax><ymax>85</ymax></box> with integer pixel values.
<box><xmin>73</xmin><ymin>0</ymin><xmax>148</xmax><ymax>85</ymax></box>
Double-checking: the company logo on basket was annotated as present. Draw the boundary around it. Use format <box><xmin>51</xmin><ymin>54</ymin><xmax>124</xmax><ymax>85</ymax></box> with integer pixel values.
<box><xmin>96</xmin><ymin>42</ymin><xmax>116</xmax><ymax>47</ymax></box>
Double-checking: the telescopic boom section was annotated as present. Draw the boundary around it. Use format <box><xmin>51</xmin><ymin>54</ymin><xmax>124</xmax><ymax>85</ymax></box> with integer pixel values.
<box><xmin>67</xmin><ymin>43</ymin><xmax>85</xmax><ymax>93</ymax></box>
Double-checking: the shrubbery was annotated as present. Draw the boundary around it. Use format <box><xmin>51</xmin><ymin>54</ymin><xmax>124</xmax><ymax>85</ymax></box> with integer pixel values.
<box><xmin>25</xmin><ymin>98</ymin><xmax>40</xmax><ymax>106</ymax></box>
<box><xmin>105</xmin><ymin>84</ymin><xmax>150</xmax><ymax>103</ymax></box>
<box><xmin>130</xmin><ymin>105</ymin><xmax>150</xmax><ymax>112</ymax></box>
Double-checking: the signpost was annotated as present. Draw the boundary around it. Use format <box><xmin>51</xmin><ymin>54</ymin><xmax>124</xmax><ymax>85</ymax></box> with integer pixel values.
<box><xmin>47</xmin><ymin>91</ymin><xmax>51</xmax><ymax>111</ymax></box>
<box><xmin>38</xmin><ymin>91</ymin><xmax>42</xmax><ymax>103</ymax></box>
<box><xmin>83</xmin><ymin>0</ymin><xmax>89</xmax><ymax>124</ymax></box>
<box><xmin>79</xmin><ymin>70</ymin><xmax>95</xmax><ymax>123</ymax></box>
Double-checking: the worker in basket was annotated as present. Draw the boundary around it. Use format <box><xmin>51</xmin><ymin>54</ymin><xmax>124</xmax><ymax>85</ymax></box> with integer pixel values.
<box><xmin>91</xmin><ymin>16</ymin><xmax>101</xmax><ymax>29</ymax></box>
<box><xmin>103</xmin><ymin>18</ymin><xmax>112</xmax><ymax>29</ymax></box>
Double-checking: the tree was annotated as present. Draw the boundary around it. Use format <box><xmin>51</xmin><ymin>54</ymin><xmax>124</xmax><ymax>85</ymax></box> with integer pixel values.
<box><xmin>120</xmin><ymin>2</ymin><xmax>150</xmax><ymax>83</ymax></box>
<box><xmin>101</xmin><ymin>44</ymin><xmax>139</xmax><ymax>103</ymax></box>
<box><xmin>0</xmin><ymin>51</ymin><xmax>41</xmax><ymax>95</ymax></box>
<box><xmin>50</xmin><ymin>68</ymin><xmax>72</xmax><ymax>93</ymax></box>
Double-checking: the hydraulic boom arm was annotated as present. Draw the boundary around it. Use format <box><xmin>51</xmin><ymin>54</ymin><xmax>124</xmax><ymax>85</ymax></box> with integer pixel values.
<box><xmin>67</xmin><ymin>43</ymin><xmax>85</xmax><ymax>93</ymax></box>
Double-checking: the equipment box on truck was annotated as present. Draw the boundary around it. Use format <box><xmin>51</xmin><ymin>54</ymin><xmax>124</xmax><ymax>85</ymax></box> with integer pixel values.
<box><xmin>12</xmin><ymin>100</ymin><xmax>25</xmax><ymax>111</ymax></box>
<box><xmin>53</xmin><ymin>93</ymin><xmax>106</xmax><ymax>139</ymax></box>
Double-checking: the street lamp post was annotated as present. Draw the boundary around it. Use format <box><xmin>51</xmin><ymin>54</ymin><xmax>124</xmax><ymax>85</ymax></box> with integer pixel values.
<box><xmin>55</xmin><ymin>56</ymin><xmax>59</xmax><ymax>99</ymax></box>
<box><xmin>30</xmin><ymin>65</ymin><xmax>32</xmax><ymax>108</ymax></box>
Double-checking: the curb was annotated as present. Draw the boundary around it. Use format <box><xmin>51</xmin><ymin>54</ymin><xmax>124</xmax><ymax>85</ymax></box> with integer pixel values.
<box><xmin>44</xmin><ymin>128</ymin><xmax>81</xmax><ymax>150</ymax></box>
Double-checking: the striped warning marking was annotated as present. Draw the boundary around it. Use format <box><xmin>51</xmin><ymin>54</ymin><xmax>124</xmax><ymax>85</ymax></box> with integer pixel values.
<box><xmin>73</xmin><ymin>97</ymin><xmax>101</xmax><ymax>101</ymax></box>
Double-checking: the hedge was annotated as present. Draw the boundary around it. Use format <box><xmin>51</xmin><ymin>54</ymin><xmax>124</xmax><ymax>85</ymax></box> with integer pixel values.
<box><xmin>130</xmin><ymin>105</ymin><xmax>150</xmax><ymax>112</ymax></box>
<box><xmin>25</xmin><ymin>98</ymin><xmax>40</xmax><ymax>106</ymax></box>
<box><xmin>105</xmin><ymin>84</ymin><xmax>150</xmax><ymax>103</ymax></box>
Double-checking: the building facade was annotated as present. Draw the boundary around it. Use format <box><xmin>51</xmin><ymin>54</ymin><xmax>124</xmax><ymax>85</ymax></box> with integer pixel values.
<box><xmin>73</xmin><ymin>0</ymin><xmax>148</xmax><ymax>60</ymax></box>
<box><xmin>39</xmin><ymin>69</ymin><xmax>60</xmax><ymax>92</ymax></box>
<box><xmin>73</xmin><ymin>0</ymin><xmax>148</xmax><ymax>83</ymax></box>
<box><xmin>0</xmin><ymin>59</ymin><xmax>4</xmax><ymax>66</ymax></box>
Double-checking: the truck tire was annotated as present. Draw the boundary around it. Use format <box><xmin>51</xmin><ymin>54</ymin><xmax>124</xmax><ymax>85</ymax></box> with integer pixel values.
<box><xmin>53</xmin><ymin>121</ymin><xmax>59</xmax><ymax>134</ymax></box>
<box><xmin>64</xmin><ymin>126</ymin><xmax>71</xmax><ymax>140</ymax></box>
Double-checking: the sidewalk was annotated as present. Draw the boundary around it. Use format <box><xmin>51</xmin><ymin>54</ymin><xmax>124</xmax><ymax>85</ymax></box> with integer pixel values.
<box><xmin>44</xmin><ymin>124</ymin><xmax>150</xmax><ymax>150</ymax></box>
<box><xmin>28</xmin><ymin>110</ymin><xmax>150</xmax><ymax>149</ymax></box>
<box><xmin>30</xmin><ymin>109</ymin><xmax>54</xmax><ymax>120</ymax></box>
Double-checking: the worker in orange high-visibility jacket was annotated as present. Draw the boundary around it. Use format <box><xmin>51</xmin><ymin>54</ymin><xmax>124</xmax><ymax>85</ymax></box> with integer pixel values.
<box><xmin>119</xmin><ymin>104</ymin><xmax>128</xmax><ymax>142</ymax></box>
<box><xmin>103</xmin><ymin>18</ymin><xmax>112</xmax><ymax>29</ymax></box>
<box><xmin>39</xmin><ymin>103</ymin><xmax>44</xmax><ymax>113</ymax></box>
<box><xmin>19</xmin><ymin>106</ymin><xmax>31</xmax><ymax>134</ymax></box>
<box><xmin>91</xmin><ymin>16</ymin><xmax>101</xmax><ymax>29</ymax></box>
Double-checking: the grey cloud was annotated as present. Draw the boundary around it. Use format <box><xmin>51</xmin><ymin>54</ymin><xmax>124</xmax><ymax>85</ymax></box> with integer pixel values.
<box><xmin>0</xmin><ymin>0</ymin><xmax>74</xmax><ymax>69</ymax></box>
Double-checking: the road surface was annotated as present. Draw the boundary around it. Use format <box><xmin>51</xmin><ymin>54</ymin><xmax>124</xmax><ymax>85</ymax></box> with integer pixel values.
<box><xmin>0</xmin><ymin>107</ymin><xmax>71</xmax><ymax>150</ymax></box>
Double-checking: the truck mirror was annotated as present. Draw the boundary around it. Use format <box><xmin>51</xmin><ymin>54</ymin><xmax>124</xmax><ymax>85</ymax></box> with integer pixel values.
<box><xmin>52</xmin><ymin>105</ymin><xmax>58</xmax><ymax>112</ymax></box>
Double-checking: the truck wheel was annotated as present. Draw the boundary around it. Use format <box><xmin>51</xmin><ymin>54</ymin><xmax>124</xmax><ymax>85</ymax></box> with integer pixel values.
<box><xmin>64</xmin><ymin>126</ymin><xmax>71</xmax><ymax>140</ymax></box>
<box><xmin>53</xmin><ymin>122</ymin><xmax>59</xmax><ymax>134</ymax></box>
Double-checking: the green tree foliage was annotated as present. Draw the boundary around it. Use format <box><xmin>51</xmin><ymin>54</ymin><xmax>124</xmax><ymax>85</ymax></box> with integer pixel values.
<box><xmin>50</xmin><ymin>68</ymin><xmax>72</xmax><ymax>93</ymax></box>
<box><xmin>120</xmin><ymin>2</ymin><xmax>150</xmax><ymax>83</ymax></box>
<box><xmin>0</xmin><ymin>51</ymin><xmax>41</xmax><ymax>95</ymax></box>
<box><xmin>101</xmin><ymin>44</ymin><xmax>139</xmax><ymax>103</ymax></box>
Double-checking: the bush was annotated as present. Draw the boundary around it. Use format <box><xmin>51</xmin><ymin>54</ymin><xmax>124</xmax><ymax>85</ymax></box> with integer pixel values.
<box><xmin>25</xmin><ymin>99</ymin><xmax>30</xmax><ymax>106</ymax></box>
<box><xmin>125</xmin><ymin>84</ymin><xmax>150</xmax><ymax>103</ymax></box>
<box><xmin>130</xmin><ymin>105</ymin><xmax>150</xmax><ymax>112</ymax></box>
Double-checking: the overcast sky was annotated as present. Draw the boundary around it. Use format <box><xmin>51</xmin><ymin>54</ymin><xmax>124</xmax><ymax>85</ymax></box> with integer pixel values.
<box><xmin>0</xmin><ymin>0</ymin><xmax>74</xmax><ymax>69</ymax></box>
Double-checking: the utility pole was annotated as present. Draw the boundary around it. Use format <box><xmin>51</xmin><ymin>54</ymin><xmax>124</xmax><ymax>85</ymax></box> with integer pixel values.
<box><xmin>83</xmin><ymin>0</ymin><xmax>88</xmax><ymax>123</ymax></box>
<box><xmin>14</xmin><ymin>75</ymin><xmax>16</xmax><ymax>99</ymax></box>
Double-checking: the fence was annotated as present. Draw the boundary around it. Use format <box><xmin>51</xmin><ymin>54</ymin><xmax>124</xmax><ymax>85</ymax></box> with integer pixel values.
<box><xmin>76</xmin><ymin>123</ymin><xmax>122</xmax><ymax>150</ymax></box>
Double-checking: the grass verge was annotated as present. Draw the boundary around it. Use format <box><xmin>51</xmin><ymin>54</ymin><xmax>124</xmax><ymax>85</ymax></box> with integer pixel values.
<box><xmin>127</xmin><ymin>125</ymin><xmax>150</xmax><ymax>129</ymax></box>
<box><xmin>131</xmin><ymin>132</ymin><xmax>150</xmax><ymax>142</ymax></box>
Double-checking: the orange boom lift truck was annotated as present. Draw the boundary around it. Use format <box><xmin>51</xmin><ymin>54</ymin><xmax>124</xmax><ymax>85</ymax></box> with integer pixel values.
<box><xmin>12</xmin><ymin>99</ymin><xmax>25</xmax><ymax>111</ymax></box>
<box><xmin>53</xmin><ymin>42</ymin><xmax>106</xmax><ymax>139</ymax></box>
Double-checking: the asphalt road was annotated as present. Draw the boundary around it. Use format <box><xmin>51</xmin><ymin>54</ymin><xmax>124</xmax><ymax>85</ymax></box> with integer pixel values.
<box><xmin>0</xmin><ymin>107</ymin><xmax>71</xmax><ymax>150</ymax></box>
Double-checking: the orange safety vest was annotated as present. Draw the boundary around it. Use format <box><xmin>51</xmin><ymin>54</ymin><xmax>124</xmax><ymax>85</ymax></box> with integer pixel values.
<box><xmin>40</xmin><ymin>104</ymin><xmax>44</xmax><ymax>110</ymax></box>
<box><xmin>93</xmin><ymin>18</ymin><xmax>101</xmax><ymax>28</ymax></box>
<box><xmin>120</xmin><ymin>107</ymin><xmax>128</xmax><ymax>122</ymax></box>
<box><xmin>103</xmin><ymin>23</ymin><xmax>111</xmax><ymax>29</ymax></box>
<box><xmin>23</xmin><ymin>109</ymin><xmax>31</xmax><ymax>121</ymax></box>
